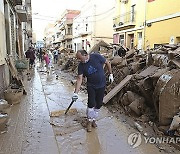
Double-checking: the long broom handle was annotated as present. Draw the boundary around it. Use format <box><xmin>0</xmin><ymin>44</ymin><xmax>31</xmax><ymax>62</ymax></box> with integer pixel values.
<box><xmin>65</xmin><ymin>100</ymin><xmax>75</xmax><ymax>114</ymax></box>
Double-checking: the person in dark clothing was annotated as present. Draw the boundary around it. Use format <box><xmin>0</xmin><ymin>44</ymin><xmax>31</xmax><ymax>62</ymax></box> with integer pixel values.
<box><xmin>25</xmin><ymin>47</ymin><xmax>35</xmax><ymax>68</ymax></box>
<box><xmin>38</xmin><ymin>48</ymin><xmax>43</xmax><ymax>62</ymax></box>
<box><xmin>117</xmin><ymin>46</ymin><xmax>127</xmax><ymax>57</ymax></box>
<box><xmin>72</xmin><ymin>50</ymin><xmax>113</xmax><ymax>132</ymax></box>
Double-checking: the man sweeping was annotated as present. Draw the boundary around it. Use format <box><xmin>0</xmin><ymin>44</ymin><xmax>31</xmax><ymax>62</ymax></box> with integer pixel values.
<box><xmin>72</xmin><ymin>50</ymin><xmax>113</xmax><ymax>132</ymax></box>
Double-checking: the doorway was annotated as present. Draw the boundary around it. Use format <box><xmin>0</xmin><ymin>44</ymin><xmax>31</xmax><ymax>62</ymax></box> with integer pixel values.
<box><xmin>127</xmin><ymin>33</ymin><xmax>134</xmax><ymax>49</ymax></box>
<box><xmin>137</xmin><ymin>32</ymin><xmax>142</xmax><ymax>50</ymax></box>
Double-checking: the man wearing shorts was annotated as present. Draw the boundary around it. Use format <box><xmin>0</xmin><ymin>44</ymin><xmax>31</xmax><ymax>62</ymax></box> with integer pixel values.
<box><xmin>72</xmin><ymin>49</ymin><xmax>113</xmax><ymax>132</ymax></box>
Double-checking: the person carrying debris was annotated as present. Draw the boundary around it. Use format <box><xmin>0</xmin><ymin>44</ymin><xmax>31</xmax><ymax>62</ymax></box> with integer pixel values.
<box><xmin>72</xmin><ymin>49</ymin><xmax>114</xmax><ymax>132</ymax></box>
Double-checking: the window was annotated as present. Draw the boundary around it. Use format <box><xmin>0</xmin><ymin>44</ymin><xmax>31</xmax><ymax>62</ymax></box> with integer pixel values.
<box><xmin>138</xmin><ymin>32</ymin><xmax>142</xmax><ymax>39</ymax></box>
<box><xmin>82</xmin><ymin>40</ymin><xmax>84</xmax><ymax>49</ymax></box>
<box><xmin>86</xmin><ymin>24</ymin><xmax>88</xmax><ymax>31</ymax></box>
<box><xmin>119</xmin><ymin>35</ymin><xmax>124</xmax><ymax>45</ymax></box>
<box><xmin>130</xmin><ymin>37</ymin><xmax>134</xmax><ymax>49</ymax></box>
<box><xmin>68</xmin><ymin>27</ymin><xmax>72</xmax><ymax>35</ymax></box>
<box><xmin>131</xmin><ymin>5</ymin><xmax>135</xmax><ymax>22</ymax></box>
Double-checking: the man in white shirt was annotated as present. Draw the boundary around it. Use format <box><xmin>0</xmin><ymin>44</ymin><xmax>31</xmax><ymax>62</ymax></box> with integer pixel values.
<box><xmin>53</xmin><ymin>48</ymin><xmax>59</xmax><ymax>64</ymax></box>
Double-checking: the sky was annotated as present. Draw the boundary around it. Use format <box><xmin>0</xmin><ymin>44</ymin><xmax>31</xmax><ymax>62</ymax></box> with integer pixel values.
<box><xmin>32</xmin><ymin>0</ymin><xmax>88</xmax><ymax>41</ymax></box>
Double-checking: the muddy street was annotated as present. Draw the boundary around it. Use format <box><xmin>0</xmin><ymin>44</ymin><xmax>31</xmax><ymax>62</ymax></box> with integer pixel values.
<box><xmin>0</xmin><ymin>0</ymin><xmax>180</xmax><ymax>153</ymax></box>
<box><xmin>1</xmin><ymin>65</ymin><xmax>178</xmax><ymax>154</ymax></box>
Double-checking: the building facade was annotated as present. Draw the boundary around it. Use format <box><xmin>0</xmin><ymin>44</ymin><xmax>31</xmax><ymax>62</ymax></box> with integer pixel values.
<box><xmin>145</xmin><ymin>0</ymin><xmax>180</xmax><ymax>49</ymax></box>
<box><xmin>73</xmin><ymin>0</ymin><xmax>115</xmax><ymax>52</ymax></box>
<box><xmin>53</xmin><ymin>10</ymin><xmax>80</xmax><ymax>49</ymax></box>
<box><xmin>113</xmin><ymin>0</ymin><xmax>180</xmax><ymax>51</ymax></box>
<box><xmin>113</xmin><ymin>0</ymin><xmax>146</xmax><ymax>52</ymax></box>
<box><xmin>44</xmin><ymin>23</ymin><xmax>54</xmax><ymax>48</ymax></box>
<box><xmin>0</xmin><ymin>0</ymin><xmax>32</xmax><ymax>97</ymax></box>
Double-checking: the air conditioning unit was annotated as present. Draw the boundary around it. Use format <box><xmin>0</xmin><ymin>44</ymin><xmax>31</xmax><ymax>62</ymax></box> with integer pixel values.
<box><xmin>121</xmin><ymin>0</ymin><xmax>128</xmax><ymax>4</ymax></box>
<box><xmin>147</xmin><ymin>23</ymin><xmax>152</xmax><ymax>27</ymax></box>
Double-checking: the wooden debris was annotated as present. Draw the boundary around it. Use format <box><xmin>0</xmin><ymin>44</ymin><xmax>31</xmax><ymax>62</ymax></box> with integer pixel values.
<box><xmin>5</xmin><ymin>56</ymin><xmax>27</xmax><ymax>94</ymax></box>
<box><xmin>103</xmin><ymin>75</ymin><xmax>132</xmax><ymax>104</ymax></box>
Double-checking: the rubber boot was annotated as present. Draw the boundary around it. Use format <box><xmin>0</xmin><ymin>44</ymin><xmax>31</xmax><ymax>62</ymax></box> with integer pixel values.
<box><xmin>92</xmin><ymin>120</ymin><xmax>97</xmax><ymax>128</ymax></box>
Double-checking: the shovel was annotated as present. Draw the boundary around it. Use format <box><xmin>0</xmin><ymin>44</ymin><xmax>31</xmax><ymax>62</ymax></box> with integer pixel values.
<box><xmin>65</xmin><ymin>99</ymin><xmax>76</xmax><ymax>115</ymax></box>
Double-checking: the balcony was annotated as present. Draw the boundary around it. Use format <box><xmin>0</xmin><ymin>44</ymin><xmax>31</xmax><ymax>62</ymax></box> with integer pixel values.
<box><xmin>27</xmin><ymin>13</ymin><xmax>32</xmax><ymax>21</ymax></box>
<box><xmin>26</xmin><ymin>0</ymin><xmax>31</xmax><ymax>5</ymax></box>
<box><xmin>79</xmin><ymin>31</ymin><xmax>89</xmax><ymax>37</ymax></box>
<box><xmin>113</xmin><ymin>11</ymin><xmax>136</xmax><ymax>31</ymax></box>
<box><xmin>64</xmin><ymin>34</ymin><xmax>73</xmax><ymax>40</ymax></box>
<box><xmin>15</xmin><ymin>5</ymin><xmax>27</xmax><ymax>22</ymax></box>
<box><xmin>54</xmin><ymin>35</ymin><xmax>64</xmax><ymax>43</ymax></box>
<box><xmin>12</xmin><ymin>0</ymin><xmax>22</xmax><ymax>5</ymax></box>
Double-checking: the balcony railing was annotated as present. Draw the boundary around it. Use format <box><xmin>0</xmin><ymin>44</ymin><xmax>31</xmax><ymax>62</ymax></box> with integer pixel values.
<box><xmin>79</xmin><ymin>31</ymin><xmax>89</xmax><ymax>37</ymax></box>
<box><xmin>64</xmin><ymin>34</ymin><xmax>73</xmax><ymax>40</ymax></box>
<box><xmin>113</xmin><ymin>11</ymin><xmax>136</xmax><ymax>28</ymax></box>
<box><xmin>12</xmin><ymin>0</ymin><xmax>22</xmax><ymax>5</ymax></box>
<box><xmin>54</xmin><ymin>35</ymin><xmax>64</xmax><ymax>43</ymax></box>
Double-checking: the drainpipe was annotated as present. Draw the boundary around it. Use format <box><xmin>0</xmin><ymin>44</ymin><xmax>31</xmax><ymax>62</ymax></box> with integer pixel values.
<box><xmin>143</xmin><ymin>0</ymin><xmax>147</xmax><ymax>51</ymax></box>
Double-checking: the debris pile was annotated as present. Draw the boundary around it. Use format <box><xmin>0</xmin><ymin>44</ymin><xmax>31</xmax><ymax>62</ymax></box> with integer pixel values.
<box><xmin>0</xmin><ymin>56</ymin><xmax>29</xmax><ymax>133</ymax></box>
<box><xmin>104</xmin><ymin>43</ymin><xmax>180</xmax><ymax>139</ymax></box>
<box><xmin>59</xmin><ymin>42</ymin><xmax>180</xmax><ymax>139</ymax></box>
<box><xmin>58</xmin><ymin>48</ymin><xmax>78</xmax><ymax>72</ymax></box>
<box><xmin>4</xmin><ymin>86</ymin><xmax>23</xmax><ymax>105</ymax></box>
<box><xmin>0</xmin><ymin>99</ymin><xmax>11</xmax><ymax>133</ymax></box>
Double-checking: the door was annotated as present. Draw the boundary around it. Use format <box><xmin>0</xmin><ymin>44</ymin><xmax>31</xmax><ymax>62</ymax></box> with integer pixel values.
<box><xmin>127</xmin><ymin>33</ymin><xmax>134</xmax><ymax>49</ymax></box>
<box><xmin>119</xmin><ymin>34</ymin><xmax>125</xmax><ymax>45</ymax></box>
<box><xmin>137</xmin><ymin>32</ymin><xmax>142</xmax><ymax>50</ymax></box>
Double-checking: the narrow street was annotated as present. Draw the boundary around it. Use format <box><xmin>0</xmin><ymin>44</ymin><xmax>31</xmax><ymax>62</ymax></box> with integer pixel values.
<box><xmin>0</xmin><ymin>0</ymin><xmax>180</xmax><ymax>154</ymax></box>
<box><xmin>1</xmin><ymin>65</ymin><xmax>177</xmax><ymax>154</ymax></box>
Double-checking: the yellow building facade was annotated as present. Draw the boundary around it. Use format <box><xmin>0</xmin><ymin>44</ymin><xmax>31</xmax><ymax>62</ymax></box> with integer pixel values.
<box><xmin>113</xmin><ymin>0</ymin><xmax>180</xmax><ymax>51</ymax></box>
<box><xmin>145</xmin><ymin>0</ymin><xmax>180</xmax><ymax>49</ymax></box>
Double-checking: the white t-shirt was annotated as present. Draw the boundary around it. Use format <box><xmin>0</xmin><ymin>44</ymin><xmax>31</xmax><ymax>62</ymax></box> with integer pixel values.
<box><xmin>53</xmin><ymin>50</ymin><xmax>58</xmax><ymax>56</ymax></box>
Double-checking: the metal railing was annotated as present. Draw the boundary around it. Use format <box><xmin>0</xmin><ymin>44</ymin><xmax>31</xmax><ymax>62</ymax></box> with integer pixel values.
<box><xmin>113</xmin><ymin>11</ymin><xmax>136</xmax><ymax>27</ymax></box>
<box><xmin>15</xmin><ymin>5</ymin><xmax>27</xmax><ymax>11</ymax></box>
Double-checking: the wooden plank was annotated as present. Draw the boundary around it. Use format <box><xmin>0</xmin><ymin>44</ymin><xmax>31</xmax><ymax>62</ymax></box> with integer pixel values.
<box><xmin>5</xmin><ymin>56</ymin><xmax>27</xmax><ymax>94</ymax></box>
<box><xmin>103</xmin><ymin>75</ymin><xmax>133</xmax><ymax>104</ymax></box>
<box><xmin>138</xmin><ymin>65</ymin><xmax>159</xmax><ymax>77</ymax></box>
<box><xmin>171</xmin><ymin>60</ymin><xmax>180</xmax><ymax>69</ymax></box>
<box><xmin>5</xmin><ymin>57</ymin><xmax>18</xmax><ymax>78</ymax></box>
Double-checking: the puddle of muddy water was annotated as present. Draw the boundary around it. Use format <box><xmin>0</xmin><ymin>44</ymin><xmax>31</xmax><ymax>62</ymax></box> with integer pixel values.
<box><xmin>50</xmin><ymin>109</ymin><xmax>85</xmax><ymax>136</ymax></box>
<box><xmin>51</xmin><ymin>109</ymin><xmax>103</xmax><ymax>154</ymax></box>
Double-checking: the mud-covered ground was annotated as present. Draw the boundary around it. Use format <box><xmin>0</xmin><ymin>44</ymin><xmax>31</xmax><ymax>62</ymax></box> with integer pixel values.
<box><xmin>43</xmin><ymin>63</ymin><xmax>178</xmax><ymax>154</ymax></box>
<box><xmin>0</xmin><ymin>63</ymin><xmax>179</xmax><ymax>154</ymax></box>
